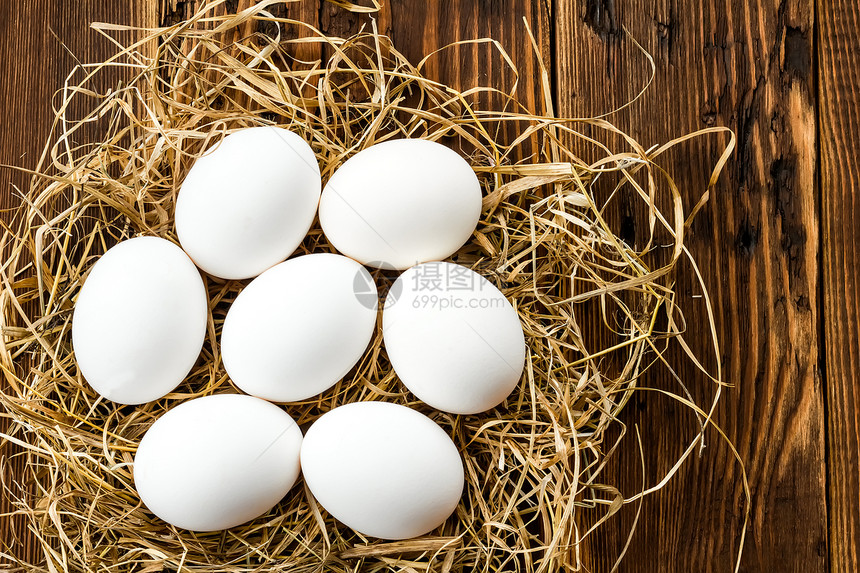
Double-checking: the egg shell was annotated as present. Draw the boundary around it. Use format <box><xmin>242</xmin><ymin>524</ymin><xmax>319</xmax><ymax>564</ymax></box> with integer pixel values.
<box><xmin>71</xmin><ymin>236</ymin><xmax>207</xmax><ymax>405</ymax></box>
<box><xmin>133</xmin><ymin>394</ymin><xmax>302</xmax><ymax>531</ymax></box>
<box><xmin>318</xmin><ymin>139</ymin><xmax>481</xmax><ymax>270</ymax></box>
<box><xmin>300</xmin><ymin>401</ymin><xmax>464</xmax><ymax>540</ymax></box>
<box><xmin>382</xmin><ymin>262</ymin><xmax>525</xmax><ymax>414</ymax></box>
<box><xmin>221</xmin><ymin>253</ymin><xmax>378</xmax><ymax>402</ymax></box>
<box><xmin>175</xmin><ymin>126</ymin><xmax>321</xmax><ymax>280</ymax></box>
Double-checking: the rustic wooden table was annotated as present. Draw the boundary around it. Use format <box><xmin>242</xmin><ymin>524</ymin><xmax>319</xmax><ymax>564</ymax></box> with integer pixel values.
<box><xmin>0</xmin><ymin>1</ymin><xmax>855</xmax><ymax>571</ymax></box>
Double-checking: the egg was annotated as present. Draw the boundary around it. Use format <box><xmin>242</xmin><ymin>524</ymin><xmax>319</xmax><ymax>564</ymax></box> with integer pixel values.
<box><xmin>175</xmin><ymin>126</ymin><xmax>321</xmax><ymax>280</ymax></box>
<box><xmin>382</xmin><ymin>262</ymin><xmax>525</xmax><ymax>414</ymax></box>
<box><xmin>318</xmin><ymin>139</ymin><xmax>481</xmax><ymax>270</ymax></box>
<box><xmin>221</xmin><ymin>253</ymin><xmax>378</xmax><ymax>402</ymax></box>
<box><xmin>133</xmin><ymin>394</ymin><xmax>302</xmax><ymax>531</ymax></box>
<box><xmin>301</xmin><ymin>401</ymin><xmax>464</xmax><ymax>539</ymax></box>
<box><xmin>72</xmin><ymin>236</ymin><xmax>207</xmax><ymax>405</ymax></box>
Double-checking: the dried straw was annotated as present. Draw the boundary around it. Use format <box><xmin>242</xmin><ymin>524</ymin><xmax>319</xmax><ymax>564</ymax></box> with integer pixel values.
<box><xmin>0</xmin><ymin>1</ymin><xmax>745</xmax><ymax>571</ymax></box>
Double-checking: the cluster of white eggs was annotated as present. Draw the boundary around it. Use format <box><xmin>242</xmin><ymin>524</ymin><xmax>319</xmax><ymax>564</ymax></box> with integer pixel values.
<box><xmin>71</xmin><ymin>127</ymin><xmax>526</xmax><ymax>540</ymax></box>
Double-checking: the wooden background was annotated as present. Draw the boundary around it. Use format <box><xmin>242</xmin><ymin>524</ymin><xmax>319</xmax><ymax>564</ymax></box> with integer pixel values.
<box><xmin>0</xmin><ymin>0</ymin><xmax>856</xmax><ymax>571</ymax></box>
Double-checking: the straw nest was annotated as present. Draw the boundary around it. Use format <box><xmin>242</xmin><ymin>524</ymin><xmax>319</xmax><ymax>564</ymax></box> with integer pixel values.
<box><xmin>0</xmin><ymin>1</ymin><xmax>740</xmax><ymax>571</ymax></box>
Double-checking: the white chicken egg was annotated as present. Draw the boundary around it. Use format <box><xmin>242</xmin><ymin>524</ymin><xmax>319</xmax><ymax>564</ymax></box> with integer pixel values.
<box><xmin>133</xmin><ymin>394</ymin><xmax>303</xmax><ymax>531</ymax></box>
<box><xmin>300</xmin><ymin>401</ymin><xmax>464</xmax><ymax>539</ymax></box>
<box><xmin>175</xmin><ymin>126</ymin><xmax>321</xmax><ymax>280</ymax></box>
<box><xmin>221</xmin><ymin>253</ymin><xmax>378</xmax><ymax>402</ymax></box>
<box><xmin>72</xmin><ymin>236</ymin><xmax>207</xmax><ymax>405</ymax></box>
<box><xmin>318</xmin><ymin>139</ymin><xmax>481</xmax><ymax>270</ymax></box>
<box><xmin>382</xmin><ymin>262</ymin><xmax>525</xmax><ymax>415</ymax></box>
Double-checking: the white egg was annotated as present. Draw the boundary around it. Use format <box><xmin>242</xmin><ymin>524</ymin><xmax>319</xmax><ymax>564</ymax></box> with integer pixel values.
<box><xmin>221</xmin><ymin>253</ymin><xmax>378</xmax><ymax>402</ymax></box>
<box><xmin>175</xmin><ymin>126</ymin><xmax>321</xmax><ymax>280</ymax></box>
<box><xmin>72</xmin><ymin>237</ymin><xmax>207</xmax><ymax>405</ymax></box>
<box><xmin>133</xmin><ymin>394</ymin><xmax>302</xmax><ymax>531</ymax></box>
<box><xmin>383</xmin><ymin>262</ymin><xmax>525</xmax><ymax>415</ymax></box>
<box><xmin>301</xmin><ymin>402</ymin><xmax>463</xmax><ymax>539</ymax></box>
<box><xmin>318</xmin><ymin>139</ymin><xmax>482</xmax><ymax>270</ymax></box>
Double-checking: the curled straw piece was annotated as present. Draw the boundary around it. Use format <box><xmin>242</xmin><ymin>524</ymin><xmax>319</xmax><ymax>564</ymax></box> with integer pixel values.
<box><xmin>0</xmin><ymin>1</ymin><xmax>747</xmax><ymax>572</ymax></box>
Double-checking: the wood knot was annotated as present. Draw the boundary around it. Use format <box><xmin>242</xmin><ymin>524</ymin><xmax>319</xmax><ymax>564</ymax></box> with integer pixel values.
<box><xmin>583</xmin><ymin>0</ymin><xmax>619</xmax><ymax>40</ymax></box>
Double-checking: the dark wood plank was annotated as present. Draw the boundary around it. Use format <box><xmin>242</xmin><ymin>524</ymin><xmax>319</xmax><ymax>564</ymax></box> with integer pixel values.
<box><xmin>321</xmin><ymin>0</ymin><xmax>552</xmax><ymax>122</ymax></box>
<box><xmin>555</xmin><ymin>1</ymin><xmax>827</xmax><ymax>571</ymax></box>
<box><xmin>0</xmin><ymin>0</ymin><xmax>158</xmax><ymax>566</ymax></box>
<box><xmin>819</xmin><ymin>2</ymin><xmax>860</xmax><ymax>572</ymax></box>
<box><xmin>317</xmin><ymin>0</ymin><xmax>552</xmax><ymax>168</ymax></box>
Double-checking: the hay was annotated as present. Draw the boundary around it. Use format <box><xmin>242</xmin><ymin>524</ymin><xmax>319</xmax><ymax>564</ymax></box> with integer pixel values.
<box><xmin>0</xmin><ymin>1</ymin><xmax>745</xmax><ymax>571</ymax></box>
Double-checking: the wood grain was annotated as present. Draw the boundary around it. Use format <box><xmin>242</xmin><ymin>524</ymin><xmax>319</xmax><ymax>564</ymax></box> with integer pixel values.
<box><xmin>819</xmin><ymin>2</ymin><xmax>860</xmax><ymax>572</ymax></box>
<box><xmin>0</xmin><ymin>0</ymin><xmax>158</xmax><ymax>565</ymax></box>
<box><xmin>555</xmin><ymin>1</ymin><xmax>827</xmax><ymax>571</ymax></box>
<box><xmin>318</xmin><ymin>0</ymin><xmax>552</xmax><ymax>156</ymax></box>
